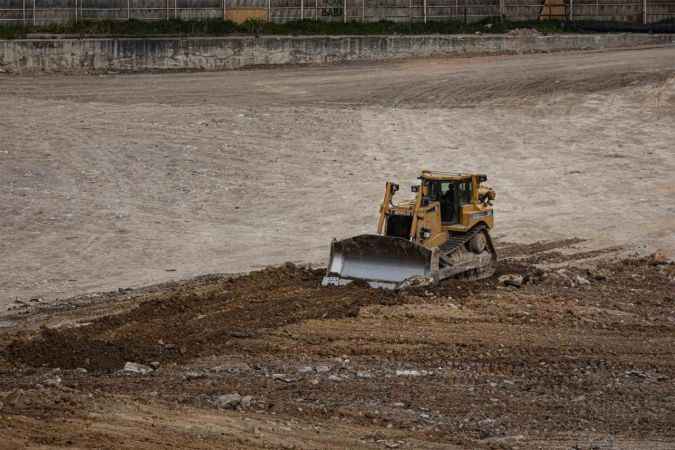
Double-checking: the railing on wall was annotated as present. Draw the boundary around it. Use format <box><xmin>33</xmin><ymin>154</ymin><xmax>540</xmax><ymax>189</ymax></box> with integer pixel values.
<box><xmin>0</xmin><ymin>0</ymin><xmax>673</xmax><ymax>25</ymax></box>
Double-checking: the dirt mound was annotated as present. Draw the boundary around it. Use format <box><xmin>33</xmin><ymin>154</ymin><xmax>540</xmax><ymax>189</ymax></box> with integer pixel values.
<box><xmin>6</xmin><ymin>265</ymin><xmax>405</xmax><ymax>371</ymax></box>
<box><xmin>8</xmin><ymin>256</ymin><xmax>673</xmax><ymax>373</ymax></box>
<box><xmin>1</xmin><ymin>255</ymin><xmax>674</xmax><ymax>448</ymax></box>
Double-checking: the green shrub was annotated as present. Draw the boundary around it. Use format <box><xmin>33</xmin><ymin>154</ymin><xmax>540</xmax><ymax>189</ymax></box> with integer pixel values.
<box><xmin>0</xmin><ymin>17</ymin><xmax>664</xmax><ymax>39</ymax></box>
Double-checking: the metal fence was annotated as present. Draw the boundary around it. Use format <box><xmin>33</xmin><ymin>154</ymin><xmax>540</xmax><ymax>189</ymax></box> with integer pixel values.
<box><xmin>1</xmin><ymin>0</ymin><xmax>674</xmax><ymax>25</ymax></box>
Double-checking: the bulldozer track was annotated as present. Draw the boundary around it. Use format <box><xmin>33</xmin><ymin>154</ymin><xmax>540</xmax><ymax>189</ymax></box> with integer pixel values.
<box><xmin>440</xmin><ymin>224</ymin><xmax>498</xmax><ymax>280</ymax></box>
<box><xmin>440</xmin><ymin>224</ymin><xmax>495</xmax><ymax>258</ymax></box>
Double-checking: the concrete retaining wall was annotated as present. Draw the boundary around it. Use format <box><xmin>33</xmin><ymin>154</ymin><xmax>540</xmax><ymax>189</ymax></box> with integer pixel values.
<box><xmin>1</xmin><ymin>33</ymin><xmax>674</xmax><ymax>74</ymax></box>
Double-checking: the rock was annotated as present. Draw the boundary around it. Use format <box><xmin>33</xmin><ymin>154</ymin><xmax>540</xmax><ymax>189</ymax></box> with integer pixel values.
<box><xmin>43</xmin><ymin>375</ymin><xmax>62</xmax><ymax>386</ymax></box>
<box><xmin>575</xmin><ymin>275</ymin><xmax>591</xmax><ymax>286</ymax></box>
<box><xmin>395</xmin><ymin>369</ymin><xmax>425</xmax><ymax>377</ymax></box>
<box><xmin>149</xmin><ymin>361</ymin><xmax>160</xmax><ymax>369</ymax></box>
<box><xmin>498</xmin><ymin>274</ymin><xmax>524</xmax><ymax>288</ymax></box>
<box><xmin>587</xmin><ymin>267</ymin><xmax>609</xmax><ymax>281</ymax></box>
<box><xmin>399</xmin><ymin>276</ymin><xmax>434</xmax><ymax>288</ymax></box>
<box><xmin>356</xmin><ymin>371</ymin><xmax>372</xmax><ymax>379</ymax></box>
<box><xmin>122</xmin><ymin>362</ymin><xmax>153</xmax><ymax>375</ymax></box>
<box><xmin>625</xmin><ymin>369</ymin><xmax>648</xmax><ymax>378</ymax></box>
<box><xmin>297</xmin><ymin>366</ymin><xmax>314</xmax><ymax>374</ymax></box>
<box><xmin>272</xmin><ymin>374</ymin><xmax>295</xmax><ymax>383</ymax></box>
<box><xmin>315</xmin><ymin>365</ymin><xmax>331</xmax><ymax>373</ymax></box>
<box><xmin>75</xmin><ymin>367</ymin><xmax>88</xmax><ymax>374</ymax></box>
<box><xmin>392</xmin><ymin>402</ymin><xmax>405</xmax><ymax>407</ymax></box>
<box><xmin>241</xmin><ymin>395</ymin><xmax>253</xmax><ymax>409</ymax></box>
<box><xmin>183</xmin><ymin>370</ymin><xmax>207</xmax><ymax>380</ymax></box>
<box><xmin>214</xmin><ymin>393</ymin><xmax>241</xmax><ymax>410</ymax></box>
<box><xmin>5</xmin><ymin>389</ymin><xmax>25</xmax><ymax>408</ymax></box>
<box><xmin>211</xmin><ymin>362</ymin><xmax>250</xmax><ymax>373</ymax></box>
<box><xmin>328</xmin><ymin>374</ymin><xmax>343</xmax><ymax>382</ymax></box>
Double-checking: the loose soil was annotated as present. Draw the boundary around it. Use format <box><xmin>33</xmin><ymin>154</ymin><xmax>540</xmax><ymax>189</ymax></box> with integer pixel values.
<box><xmin>1</xmin><ymin>242</ymin><xmax>674</xmax><ymax>449</ymax></box>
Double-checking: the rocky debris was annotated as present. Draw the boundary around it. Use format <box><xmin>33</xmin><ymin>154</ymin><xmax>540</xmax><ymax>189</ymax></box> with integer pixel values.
<box><xmin>4</xmin><ymin>256</ymin><xmax>675</xmax><ymax>446</ymax></box>
<box><xmin>395</xmin><ymin>369</ymin><xmax>429</xmax><ymax>377</ymax></box>
<box><xmin>399</xmin><ymin>276</ymin><xmax>434</xmax><ymax>289</ymax></box>
<box><xmin>210</xmin><ymin>393</ymin><xmax>254</xmax><ymax>410</ymax></box>
<box><xmin>0</xmin><ymin>320</ymin><xmax>16</xmax><ymax>328</ymax></box>
<box><xmin>575</xmin><ymin>275</ymin><xmax>591</xmax><ymax>286</ymax></box>
<box><xmin>377</xmin><ymin>440</ymin><xmax>404</xmax><ymax>449</ymax></box>
<box><xmin>43</xmin><ymin>375</ymin><xmax>62</xmax><ymax>386</ymax></box>
<box><xmin>587</xmin><ymin>267</ymin><xmax>610</xmax><ymax>281</ymax></box>
<box><xmin>241</xmin><ymin>395</ymin><xmax>253</xmax><ymax>409</ymax></box>
<box><xmin>213</xmin><ymin>393</ymin><xmax>241</xmax><ymax>410</ymax></box>
<box><xmin>122</xmin><ymin>362</ymin><xmax>153</xmax><ymax>375</ymax></box>
<box><xmin>297</xmin><ymin>366</ymin><xmax>314</xmax><ymax>374</ymax></box>
<box><xmin>498</xmin><ymin>274</ymin><xmax>524</xmax><ymax>288</ymax></box>
<box><xmin>272</xmin><ymin>374</ymin><xmax>296</xmax><ymax>383</ymax></box>
<box><xmin>481</xmin><ymin>434</ymin><xmax>525</xmax><ymax>445</ymax></box>
<box><xmin>3</xmin><ymin>389</ymin><xmax>26</xmax><ymax>409</ymax></box>
<box><xmin>182</xmin><ymin>370</ymin><xmax>207</xmax><ymax>381</ymax></box>
<box><xmin>211</xmin><ymin>361</ymin><xmax>250</xmax><ymax>373</ymax></box>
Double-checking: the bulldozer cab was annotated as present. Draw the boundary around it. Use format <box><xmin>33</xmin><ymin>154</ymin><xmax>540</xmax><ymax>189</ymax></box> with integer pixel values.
<box><xmin>424</xmin><ymin>178</ymin><xmax>473</xmax><ymax>225</ymax></box>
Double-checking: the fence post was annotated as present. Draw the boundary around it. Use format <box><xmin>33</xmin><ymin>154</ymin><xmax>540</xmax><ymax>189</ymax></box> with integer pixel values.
<box><xmin>343</xmin><ymin>0</ymin><xmax>346</xmax><ymax>22</ymax></box>
<box><xmin>361</xmin><ymin>0</ymin><xmax>364</xmax><ymax>21</ymax></box>
<box><xmin>569</xmin><ymin>0</ymin><xmax>573</xmax><ymax>22</ymax></box>
<box><xmin>127</xmin><ymin>0</ymin><xmax>130</xmax><ymax>20</ymax></box>
<box><xmin>23</xmin><ymin>0</ymin><xmax>26</xmax><ymax>25</ymax></box>
<box><xmin>499</xmin><ymin>0</ymin><xmax>504</xmax><ymax>19</ymax></box>
<box><xmin>267</xmin><ymin>0</ymin><xmax>271</xmax><ymax>22</ymax></box>
<box><xmin>643</xmin><ymin>0</ymin><xmax>647</xmax><ymax>24</ymax></box>
<box><xmin>32</xmin><ymin>0</ymin><xmax>35</xmax><ymax>25</ymax></box>
<box><xmin>75</xmin><ymin>0</ymin><xmax>77</xmax><ymax>23</ymax></box>
<box><xmin>223</xmin><ymin>0</ymin><xmax>226</xmax><ymax>21</ymax></box>
<box><xmin>314</xmin><ymin>0</ymin><xmax>317</xmax><ymax>20</ymax></box>
<box><xmin>423</xmin><ymin>0</ymin><xmax>426</xmax><ymax>23</ymax></box>
<box><xmin>301</xmin><ymin>0</ymin><xmax>304</xmax><ymax>20</ymax></box>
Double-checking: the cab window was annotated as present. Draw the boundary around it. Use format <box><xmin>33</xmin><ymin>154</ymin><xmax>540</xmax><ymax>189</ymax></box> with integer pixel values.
<box><xmin>458</xmin><ymin>181</ymin><xmax>472</xmax><ymax>204</ymax></box>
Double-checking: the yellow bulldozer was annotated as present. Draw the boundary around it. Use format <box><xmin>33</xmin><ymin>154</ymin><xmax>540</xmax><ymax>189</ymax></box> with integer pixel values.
<box><xmin>323</xmin><ymin>170</ymin><xmax>497</xmax><ymax>289</ymax></box>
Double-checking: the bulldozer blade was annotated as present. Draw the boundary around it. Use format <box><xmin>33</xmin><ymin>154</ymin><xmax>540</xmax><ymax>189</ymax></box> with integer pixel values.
<box><xmin>322</xmin><ymin>234</ymin><xmax>433</xmax><ymax>289</ymax></box>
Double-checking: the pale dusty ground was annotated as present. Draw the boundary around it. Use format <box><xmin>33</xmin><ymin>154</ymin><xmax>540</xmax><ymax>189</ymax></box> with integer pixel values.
<box><xmin>1</xmin><ymin>47</ymin><xmax>675</xmax><ymax>308</ymax></box>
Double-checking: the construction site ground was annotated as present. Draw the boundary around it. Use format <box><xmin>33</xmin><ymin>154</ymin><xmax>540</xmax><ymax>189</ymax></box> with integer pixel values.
<box><xmin>1</xmin><ymin>46</ymin><xmax>675</xmax><ymax>449</ymax></box>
